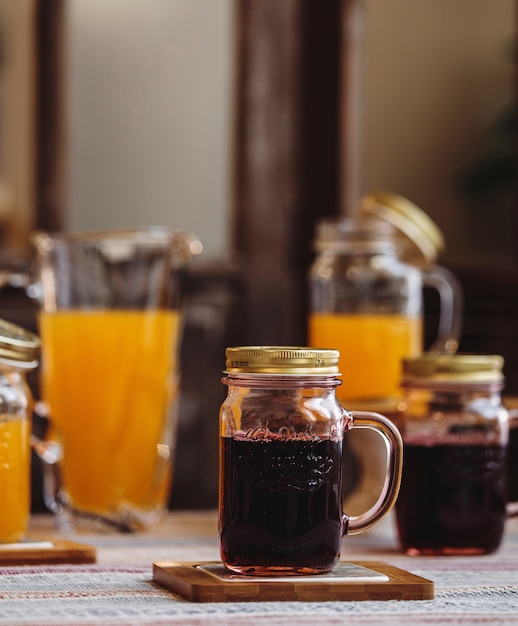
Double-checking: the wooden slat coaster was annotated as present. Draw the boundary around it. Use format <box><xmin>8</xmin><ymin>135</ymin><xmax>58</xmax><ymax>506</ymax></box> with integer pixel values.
<box><xmin>0</xmin><ymin>536</ymin><xmax>96</xmax><ymax>565</ymax></box>
<box><xmin>152</xmin><ymin>561</ymin><xmax>434</xmax><ymax>602</ymax></box>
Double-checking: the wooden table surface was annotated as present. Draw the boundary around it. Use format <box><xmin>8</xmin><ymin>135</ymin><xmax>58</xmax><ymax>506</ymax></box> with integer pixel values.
<box><xmin>0</xmin><ymin>509</ymin><xmax>513</xmax><ymax>625</ymax></box>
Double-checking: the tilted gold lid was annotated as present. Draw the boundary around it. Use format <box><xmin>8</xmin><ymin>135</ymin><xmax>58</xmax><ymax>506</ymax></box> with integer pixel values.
<box><xmin>313</xmin><ymin>216</ymin><xmax>396</xmax><ymax>251</ymax></box>
<box><xmin>358</xmin><ymin>189</ymin><xmax>445</xmax><ymax>266</ymax></box>
<box><xmin>402</xmin><ymin>353</ymin><xmax>504</xmax><ymax>384</ymax></box>
<box><xmin>225</xmin><ymin>346</ymin><xmax>340</xmax><ymax>375</ymax></box>
<box><xmin>0</xmin><ymin>318</ymin><xmax>40</xmax><ymax>369</ymax></box>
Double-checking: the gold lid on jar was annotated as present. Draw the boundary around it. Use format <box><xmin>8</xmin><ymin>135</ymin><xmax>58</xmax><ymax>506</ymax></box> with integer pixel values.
<box><xmin>313</xmin><ymin>216</ymin><xmax>396</xmax><ymax>252</ymax></box>
<box><xmin>225</xmin><ymin>346</ymin><xmax>340</xmax><ymax>376</ymax></box>
<box><xmin>402</xmin><ymin>353</ymin><xmax>504</xmax><ymax>384</ymax></box>
<box><xmin>358</xmin><ymin>189</ymin><xmax>445</xmax><ymax>266</ymax></box>
<box><xmin>0</xmin><ymin>318</ymin><xmax>40</xmax><ymax>369</ymax></box>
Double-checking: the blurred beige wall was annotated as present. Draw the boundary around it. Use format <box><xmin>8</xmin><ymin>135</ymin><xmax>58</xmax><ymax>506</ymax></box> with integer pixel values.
<box><xmin>364</xmin><ymin>0</ymin><xmax>515</xmax><ymax>265</ymax></box>
<box><xmin>67</xmin><ymin>0</ymin><xmax>235</xmax><ymax>257</ymax></box>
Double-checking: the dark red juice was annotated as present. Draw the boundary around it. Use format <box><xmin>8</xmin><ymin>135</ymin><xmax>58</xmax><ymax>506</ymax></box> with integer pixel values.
<box><xmin>219</xmin><ymin>436</ymin><xmax>344</xmax><ymax>575</ymax></box>
<box><xmin>396</xmin><ymin>442</ymin><xmax>507</xmax><ymax>555</ymax></box>
<box><xmin>507</xmin><ymin>425</ymin><xmax>518</xmax><ymax>503</ymax></box>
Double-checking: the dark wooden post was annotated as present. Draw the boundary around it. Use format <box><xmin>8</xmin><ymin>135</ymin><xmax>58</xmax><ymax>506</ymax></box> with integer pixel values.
<box><xmin>233</xmin><ymin>0</ymin><xmax>305</xmax><ymax>345</ymax></box>
<box><xmin>232</xmin><ymin>0</ymin><xmax>345</xmax><ymax>345</ymax></box>
<box><xmin>34</xmin><ymin>0</ymin><xmax>66</xmax><ymax>232</ymax></box>
<box><xmin>339</xmin><ymin>0</ymin><xmax>366</xmax><ymax>216</ymax></box>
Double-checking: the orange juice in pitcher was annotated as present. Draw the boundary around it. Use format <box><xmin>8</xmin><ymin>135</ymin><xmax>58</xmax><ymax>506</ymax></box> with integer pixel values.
<box><xmin>40</xmin><ymin>310</ymin><xmax>180</xmax><ymax>519</ymax></box>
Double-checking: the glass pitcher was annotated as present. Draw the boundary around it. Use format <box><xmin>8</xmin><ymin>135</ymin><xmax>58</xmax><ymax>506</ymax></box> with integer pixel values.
<box><xmin>308</xmin><ymin>190</ymin><xmax>462</xmax><ymax>410</ymax></box>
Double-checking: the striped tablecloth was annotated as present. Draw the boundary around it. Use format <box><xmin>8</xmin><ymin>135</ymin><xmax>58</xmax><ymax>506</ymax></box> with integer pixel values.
<box><xmin>0</xmin><ymin>511</ymin><xmax>516</xmax><ymax>626</ymax></box>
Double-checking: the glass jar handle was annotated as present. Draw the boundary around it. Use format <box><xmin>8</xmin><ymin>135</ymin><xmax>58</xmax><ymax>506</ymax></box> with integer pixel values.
<box><xmin>344</xmin><ymin>411</ymin><xmax>403</xmax><ymax>535</ymax></box>
<box><xmin>423</xmin><ymin>264</ymin><xmax>463</xmax><ymax>354</ymax></box>
<box><xmin>507</xmin><ymin>409</ymin><xmax>518</xmax><ymax>518</ymax></box>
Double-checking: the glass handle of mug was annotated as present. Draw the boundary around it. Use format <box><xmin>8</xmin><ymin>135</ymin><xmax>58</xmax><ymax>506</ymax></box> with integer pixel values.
<box><xmin>344</xmin><ymin>411</ymin><xmax>403</xmax><ymax>536</ymax></box>
<box><xmin>507</xmin><ymin>409</ymin><xmax>518</xmax><ymax>518</ymax></box>
<box><xmin>423</xmin><ymin>264</ymin><xmax>463</xmax><ymax>355</ymax></box>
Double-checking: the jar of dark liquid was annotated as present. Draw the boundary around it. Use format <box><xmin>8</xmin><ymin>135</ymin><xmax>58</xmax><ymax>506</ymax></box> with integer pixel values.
<box><xmin>219</xmin><ymin>346</ymin><xmax>403</xmax><ymax>576</ymax></box>
<box><xmin>395</xmin><ymin>353</ymin><xmax>514</xmax><ymax>555</ymax></box>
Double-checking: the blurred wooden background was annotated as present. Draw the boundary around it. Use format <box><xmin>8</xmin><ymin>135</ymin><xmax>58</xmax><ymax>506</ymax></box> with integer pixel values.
<box><xmin>0</xmin><ymin>0</ymin><xmax>515</xmax><ymax>510</ymax></box>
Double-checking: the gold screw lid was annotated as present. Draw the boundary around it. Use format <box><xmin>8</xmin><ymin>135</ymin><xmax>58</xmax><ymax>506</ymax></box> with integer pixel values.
<box><xmin>313</xmin><ymin>216</ymin><xmax>396</xmax><ymax>251</ymax></box>
<box><xmin>358</xmin><ymin>189</ymin><xmax>445</xmax><ymax>266</ymax></box>
<box><xmin>225</xmin><ymin>346</ymin><xmax>341</xmax><ymax>375</ymax></box>
<box><xmin>0</xmin><ymin>318</ymin><xmax>40</xmax><ymax>369</ymax></box>
<box><xmin>402</xmin><ymin>353</ymin><xmax>504</xmax><ymax>384</ymax></box>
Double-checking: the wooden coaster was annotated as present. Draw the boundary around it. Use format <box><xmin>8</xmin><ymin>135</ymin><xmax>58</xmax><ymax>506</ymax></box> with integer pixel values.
<box><xmin>152</xmin><ymin>560</ymin><xmax>434</xmax><ymax>602</ymax></box>
<box><xmin>0</xmin><ymin>536</ymin><xmax>96</xmax><ymax>565</ymax></box>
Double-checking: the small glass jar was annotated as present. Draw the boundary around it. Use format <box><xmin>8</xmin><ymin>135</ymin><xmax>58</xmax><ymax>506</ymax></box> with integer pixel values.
<box><xmin>395</xmin><ymin>353</ymin><xmax>511</xmax><ymax>555</ymax></box>
<box><xmin>218</xmin><ymin>346</ymin><xmax>402</xmax><ymax>576</ymax></box>
<box><xmin>0</xmin><ymin>318</ymin><xmax>40</xmax><ymax>543</ymax></box>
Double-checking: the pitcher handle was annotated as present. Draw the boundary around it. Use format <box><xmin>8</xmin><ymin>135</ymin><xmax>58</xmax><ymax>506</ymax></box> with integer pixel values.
<box><xmin>344</xmin><ymin>411</ymin><xmax>403</xmax><ymax>535</ymax></box>
<box><xmin>423</xmin><ymin>264</ymin><xmax>463</xmax><ymax>355</ymax></box>
<box><xmin>0</xmin><ymin>264</ymin><xmax>33</xmax><ymax>291</ymax></box>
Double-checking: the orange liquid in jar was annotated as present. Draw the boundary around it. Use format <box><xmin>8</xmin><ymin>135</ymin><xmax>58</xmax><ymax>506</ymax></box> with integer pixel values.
<box><xmin>39</xmin><ymin>310</ymin><xmax>180</xmax><ymax>517</ymax></box>
<box><xmin>0</xmin><ymin>416</ymin><xmax>30</xmax><ymax>542</ymax></box>
<box><xmin>309</xmin><ymin>313</ymin><xmax>422</xmax><ymax>403</ymax></box>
